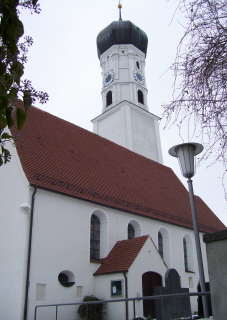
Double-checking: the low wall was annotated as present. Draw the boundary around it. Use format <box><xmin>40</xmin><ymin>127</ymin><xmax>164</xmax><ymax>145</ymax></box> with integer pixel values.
<box><xmin>203</xmin><ymin>229</ymin><xmax>227</xmax><ymax>320</ymax></box>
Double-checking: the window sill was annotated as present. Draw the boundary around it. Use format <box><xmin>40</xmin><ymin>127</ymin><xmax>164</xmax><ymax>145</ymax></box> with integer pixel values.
<box><xmin>90</xmin><ymin>259</ymin><xmax>102</xmax><ymax>264</ymax></box>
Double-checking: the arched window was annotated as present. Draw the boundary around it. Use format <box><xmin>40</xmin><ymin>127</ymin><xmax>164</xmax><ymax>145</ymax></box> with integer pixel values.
<box><xmin>127</xmin><ymin>220</ymin><xmax>141</xmax><ymax>238</ymax></box>
<box><xmin>128</xmin><ymin>223</ymin><xmax>135</xmax><ymax>239</ymax></box>
<box><xmin>183</xmin><ymin>234</ymin><xmax>194</xmax><ymax>272</ymax></box>
<box><xmin>138</xmin><ymin>90</ymin><xmax>144</xmax><ymax>104</ymax></box>
<box><xmin>158</xmin><ymin>232</ymin><xmax>163</xmax><ymax>258</ymax></box>
<box><xmin>106</xmin><ymin>91</ymin><xmax>112</xmax><ymax>107</ymax></box>
<box><xmin>183</xmin><ymin>238</ymin><xmax>188</xmax><ymax>271</ymax></box>
<box><xmin>90</xmin><ymin>210</ymin><xmax>108</xmax><ymax>259</ymax></box>
<box><xmin>136</xmin><ymin>61</ymin><xmax>140</xmax><ymax>69</ymax></box>
<box><xmin>90</xmin><ymin>214</ymin><xmax>100</xmax><ymax>260</ymax></box>
<box><xmin>158</xmin><ymin>227</ymin><xmax>171</xmax><ymax>267</ymax></box>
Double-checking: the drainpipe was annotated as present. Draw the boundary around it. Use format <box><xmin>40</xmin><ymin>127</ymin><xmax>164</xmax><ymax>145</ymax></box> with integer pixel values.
<box><xmin>123</xmin><ymin>271</ymin><xmax>129</xmax><ymax>320</ymax></box>
<box><xmin>23</xmin><ymin>186</ymin><xmax>37</xmax><ymax>320</ymax></box>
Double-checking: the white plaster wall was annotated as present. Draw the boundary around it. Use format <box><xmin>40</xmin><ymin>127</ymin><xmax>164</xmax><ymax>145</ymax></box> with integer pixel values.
<box><xmin>100</xmin><ymin>45</ymin><xmax>148</xmax><ymax>111</ymax></box>
<box><xmin>94</xmin><ymin>237</ymin><xmax>167</xmax><ymax>320</ymax></box>
<box><xmin>95</xmin><ymin>108</ymin><xmax>123</xmax><ymax>146</ymax></box>
<box><xmin>101</xmin><ymin>206</ymin><xmax>208</xmax><ymax>313</ymax></box>
<box><xmin>131</xmin><ymin>109</ymin><xmax>159</xmax><ymax>162</ymax></box>
<box><xmin>127</xmin><ymin>237</ymin><xmax>168</xmax><ymax>319</ymax></box>
<box><xmin>95</xmin><ymin>273</ymin><xmax>126</xmax><ymax>320</ymax></box>
<box><xmin>14</xmin><ymin>185</ymin><xmax>208</xmax><ymax>319</ymax></box>
<box><xmin>94</xmin><ymin>42</ymin><xmax>164</xmax><ymax>164</ymax></box>
<box><xmin>27</xmin><ymin>190</ymin><xmax>102</xmax><ymax>320</ymax></box>
<box><xmin>0</xmin><ymin>143</ymin><xmax>30</xmax><ymax>320</ymax></box>
<box><xmin>92</xmin><ymin>102</ymin><xmax>163</xmax><ymax>163</ymax></box>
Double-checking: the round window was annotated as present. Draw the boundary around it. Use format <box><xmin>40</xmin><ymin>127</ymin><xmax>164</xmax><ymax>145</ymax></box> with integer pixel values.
<box><xmin>58</xmin><ymin>270</ymin><xmax>75</xmax><ymax>287</ymax></box>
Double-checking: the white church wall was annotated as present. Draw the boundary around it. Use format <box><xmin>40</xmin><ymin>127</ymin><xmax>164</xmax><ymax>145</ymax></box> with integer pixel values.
<box><xmin>0</xmin><ymin>144</ymin><xmax>31</xmax><ymax>320</ymax></box>
<box><xmin>95</xmin><ymin>202</ymin><xmax>208</xmax><ymax>311</ymax></box>
<box><xmin>95</xmin><ymin>202</ymin><xmax>208</xmax><ymax>288</ymax></box>
<box><xmin>154</xmin><ymin>119</ymin><xmax>164</xmax><ymax>163</ymax></box>
<box><xmin>131</xmin><ymin>108</ymin><xmax>159</xmax><ymax>162</ymax></box>
<box><xmin>127</xmin><ymin>237</ymin><xmax>168</xmax><ymax>319</ymax></box>
<box><xmin>92</xmin><ymin>101</ymin><xmax>163</xmax><ymax>163</ymax></box>
<box><xmin>27</xmin><ymin>190</ymin><xmax>102</xmax><ymax>320</ymax></box>
<box><xmin>100</xmin><ymin>44</ymin><xmax>147</xmax><ymax>111</ymax></box>
<box><xmin>95</xmin><ymin>273</ymin><xmax>126</xmax><ymax>320</ymax></box>
<box><xmin>94</xmin><ymin>237</ymin><xmax>168</xmax><ymax>320</ymax></box>
<box><xmin>94</xmin><ymin>107</ymin><xmax>123</xmax><ymax>146</ymax></box>
<box><xmin>104</xmin><ymin>207</ymin><xmax>208</xmax><ymax>313</ymax></box>
<box><xmin>120</xmin><ymin>83</ymin><xmax>131</xmax><ymax>101</ymax></box>
<box><xmin>1</xmin><ymin>172</ymin><xmax>209</xmax><ymax>320</ymax></box>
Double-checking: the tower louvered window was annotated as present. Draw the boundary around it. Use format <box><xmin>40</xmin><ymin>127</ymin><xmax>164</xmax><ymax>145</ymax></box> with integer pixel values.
<box><xmin>90</xmin><ymin>214</ymin><xmax>100</xmax><ymax>260</ymax></box>
<box><xmin>106</xmin><ymin>91</ymin><xmax>112</xmax><ymax>107</ymax></box>
<box><xmin>138</xmin><ymin>90</ymin><xmax>144</xmax><ymax>104</ymax></box>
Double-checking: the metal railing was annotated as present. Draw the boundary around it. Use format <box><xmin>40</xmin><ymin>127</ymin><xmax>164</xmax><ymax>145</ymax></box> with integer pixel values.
<box><xmin>34</xmin><ymin>291</ymin><xmax>210</xmax><ymax>320</ymax></box>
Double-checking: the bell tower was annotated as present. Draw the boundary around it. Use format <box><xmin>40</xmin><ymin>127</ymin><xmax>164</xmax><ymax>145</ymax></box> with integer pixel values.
<box><xmin>92</xmin><ymin>5</ymin><xmax>163</xmax><ymax>164</ymax></box>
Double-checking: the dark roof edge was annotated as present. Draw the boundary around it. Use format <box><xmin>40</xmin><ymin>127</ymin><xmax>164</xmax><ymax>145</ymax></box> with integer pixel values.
<box><xmin>93</xmin><ymin>270</ymin><xmax>128</xmax><ymax>276</ymax></box>
<box><xmin>203</xmin><ymin>229</ymin><xmax>227</xmax><ymax>243</ymax></box>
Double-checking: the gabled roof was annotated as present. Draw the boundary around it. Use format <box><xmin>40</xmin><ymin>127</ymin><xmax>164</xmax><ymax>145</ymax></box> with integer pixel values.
<box><xmin>94</xmin><ymin>235</ymin><xmax>149</xmax><ymax>275</ymax></box>
<box><xmin>11</xmin><ymin>103</ymin><xmax>226</xmax><ymax>233</ymax></box>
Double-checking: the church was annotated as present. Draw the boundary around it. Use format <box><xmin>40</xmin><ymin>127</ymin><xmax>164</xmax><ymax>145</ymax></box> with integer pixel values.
<box><xmin>0</xmin><ymin>5</ymin><xmax>226</xmax><ymax>320</ymax></box>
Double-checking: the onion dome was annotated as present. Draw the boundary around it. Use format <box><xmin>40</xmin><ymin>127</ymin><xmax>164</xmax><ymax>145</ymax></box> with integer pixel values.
<box><xmin>96</xmin><ymin>19</ymin><xmax>148</xmax><ymax>59</ymax></box>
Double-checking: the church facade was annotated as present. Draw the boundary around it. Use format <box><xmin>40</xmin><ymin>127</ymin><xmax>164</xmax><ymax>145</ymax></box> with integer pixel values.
<box><xmin>0</xmin><ymin>8</ymin><xmax>226</xmax><ymax>320</ymax></box>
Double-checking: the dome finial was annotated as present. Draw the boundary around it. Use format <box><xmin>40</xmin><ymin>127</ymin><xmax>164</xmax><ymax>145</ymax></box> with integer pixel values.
<box><xmin>118</xmin><ymin>1</ymin><xmax>122</xmax><ymax>21</ymax></box>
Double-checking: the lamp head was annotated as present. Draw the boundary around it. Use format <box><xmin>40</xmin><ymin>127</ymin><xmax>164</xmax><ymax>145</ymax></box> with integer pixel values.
<box><xmin>19</xmin><ymin>203</ymin><xmax>31</xmax><ymax>214</ymax></box>
<box><xmin>169</xmin><ymin>143</ymin><xmax>203</xmax><ymax>178</ymax></box>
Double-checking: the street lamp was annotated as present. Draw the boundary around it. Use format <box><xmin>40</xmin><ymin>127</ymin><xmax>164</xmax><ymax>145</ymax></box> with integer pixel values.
<box><xmin>169</xmin><ymin>143</ymin><xmax>209</xmax><ymax>318</ymax></box>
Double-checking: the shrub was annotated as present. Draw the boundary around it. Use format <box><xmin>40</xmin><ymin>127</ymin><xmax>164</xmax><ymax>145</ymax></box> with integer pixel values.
<box><xmin>78</xmin><ymin>295</ymin><xmax>106</xmax><ymax>320</ymax></box>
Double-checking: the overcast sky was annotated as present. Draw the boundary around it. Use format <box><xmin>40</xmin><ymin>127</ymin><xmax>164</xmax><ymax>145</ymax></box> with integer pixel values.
<box><xmin>19</xmin><ymin>0</ymin><xmax>227</xmax><ymax>226</ymax></box>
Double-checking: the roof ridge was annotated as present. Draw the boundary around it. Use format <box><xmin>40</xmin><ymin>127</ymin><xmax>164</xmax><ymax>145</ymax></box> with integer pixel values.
<box><xmin>116</xmin><ymin>235</ymin><xmax>149</xmax><ymax>244</ymax></box>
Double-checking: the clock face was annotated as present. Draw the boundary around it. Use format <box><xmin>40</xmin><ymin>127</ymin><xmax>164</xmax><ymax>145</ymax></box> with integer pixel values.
<box><xmin>104</xmin><ymin>70</ymin><xmax>115</xmax><ymax>87</ymax></box>
<box><xmin>133</xmin><ymin>69</ymin><xmax>145</xmax><ymax>85</ymax></box>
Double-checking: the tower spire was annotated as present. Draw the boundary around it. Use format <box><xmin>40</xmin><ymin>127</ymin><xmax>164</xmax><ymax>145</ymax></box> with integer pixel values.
<box><xmin>118</xmin><ymin>1</ymin><xmax>122</xmax><ymax>21</ymax></box>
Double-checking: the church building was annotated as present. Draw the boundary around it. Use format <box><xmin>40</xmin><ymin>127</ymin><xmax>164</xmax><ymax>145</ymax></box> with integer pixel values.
<box><xmin>0</xmin><ymin>6</ymin><xmax>225</xmax><ymax>320</ymax></box>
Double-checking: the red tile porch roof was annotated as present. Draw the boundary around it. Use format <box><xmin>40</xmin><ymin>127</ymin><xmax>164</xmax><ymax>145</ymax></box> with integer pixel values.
<box><xmin>94</xmin><ymin>236</ymin><xmax>149</xmax><ymax>275</ymax></box>
<box><xmin>11</xmin><ymin>103</ymin><xmax>226</xmax><ymax>233</ymax></box>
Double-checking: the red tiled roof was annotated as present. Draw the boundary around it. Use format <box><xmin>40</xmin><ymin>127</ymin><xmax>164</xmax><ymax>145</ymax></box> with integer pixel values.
<box><xmin>11</xmin><ymin>103</ymin><xmax>226</xmax><ymax>233</ymax></box>
<box><xmin>94</xmin><ymin>235</ymin><xmax>149</xmax><ymax>275</ymax></box>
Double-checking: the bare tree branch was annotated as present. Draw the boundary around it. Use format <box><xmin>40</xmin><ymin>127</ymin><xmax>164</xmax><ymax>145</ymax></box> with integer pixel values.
<box><xmin>163</xmin><ymin>0</ymin><xmax>227</xmax><ymax>198</ymax></box>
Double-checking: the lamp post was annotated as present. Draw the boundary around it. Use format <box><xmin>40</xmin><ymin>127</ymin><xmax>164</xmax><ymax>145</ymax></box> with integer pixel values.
<box><xmin>169</xmin><ymin>142</ymin><xmax>209</xmax><ymax>318</ymax></box>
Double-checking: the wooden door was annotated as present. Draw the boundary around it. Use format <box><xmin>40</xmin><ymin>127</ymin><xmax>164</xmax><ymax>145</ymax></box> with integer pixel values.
<box><xmin>142</xmin><ymin>272</ymin><xmax>162</xmax><ymax>318</ymax></box>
